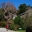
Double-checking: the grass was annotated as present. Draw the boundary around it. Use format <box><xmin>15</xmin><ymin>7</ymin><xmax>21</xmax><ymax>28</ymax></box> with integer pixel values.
<box><xmin>16</xmin><ymin>30</ymin><xmax>26</xmax><ymax>32</ymax></box>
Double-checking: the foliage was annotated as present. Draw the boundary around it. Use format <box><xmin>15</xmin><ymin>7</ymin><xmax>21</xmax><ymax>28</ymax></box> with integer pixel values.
<box><xmin>14</xmin><ymin>16</ymin><xmax>21</xmax><ymax>25</ymax></box>
<box><xmin>20</xmin><ymin>18</ymin><xmax>26</xmax><ymax>30</ymax></box>
<box><xmin>26</xmin><ymin>15</ymin><xmax>32</xmax><ymax>27</ymax></box>
<box><xmin>0</xmin><ymin>8</ymin><xmax>4</xmax><ymax>21</ymax></box>
<box><xmin>0</xmin><ymin>21</ymin><xmax>6</xmax><ymax>27</ymax></box>
<box><xmin>9</xmin><ymin>24</ymin><xmax>16</xmax><ymax>30</ymax></box>
<box><xmin>0</xmin><ymin>2</ymin><xmax>32</xmax><ymax>30</ymax></box>
<box><xmin>17</xmin><ymin>4</ymin><xmax>27</xmax><ymax>15</ymax></box>
<box><xmin>14</xmin><ymin>16</ymin><xmax>26</xmax><ymax>30</ymax></box>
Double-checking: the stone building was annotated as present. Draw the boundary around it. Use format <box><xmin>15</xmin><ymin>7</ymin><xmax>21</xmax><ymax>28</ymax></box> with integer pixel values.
<box><xmin>4</xmin><ymin>2</ymin><xmax>17</xmax><ymax>21</ymax></box>
<box><xmin>20</xmin><ymin>7</ymin><xmax>32</xmax><ymax>18</ymax></box>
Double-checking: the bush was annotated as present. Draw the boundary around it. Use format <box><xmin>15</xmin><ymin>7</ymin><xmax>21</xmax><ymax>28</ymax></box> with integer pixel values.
<box><xmin>14</xmin><ymin>16</ymin><xmax>21</xmax><ymax>25</ymax></box>
<box><xmin>14</xmin><ymin>16</ymin><xmax>26</xmax><ymax>30</ymax></box>
<box><xmin>0</xmin><ymin>21</ymin><xmax>6</xmax><ymax>27</ymax></box>
<box><xmin>20</xmin><ymin>18</ymin><xmax>26</xmax><ymax>30</ymax></box>
<box><xmin>2</xmin><ymin>22</ymin><xmax>6</xmax><ymax>27</ymax></box>
<box><xmin>9</xmin><ymin>24</ymin><xmax>15</xmax><ymax>30</ymax></box>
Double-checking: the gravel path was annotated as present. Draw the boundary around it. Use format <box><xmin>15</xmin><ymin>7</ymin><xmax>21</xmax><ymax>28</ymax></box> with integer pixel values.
<box><xmin>0</xmin><ymin>28</ymin><xmax>17</xmax><ymax>32</ymax></box>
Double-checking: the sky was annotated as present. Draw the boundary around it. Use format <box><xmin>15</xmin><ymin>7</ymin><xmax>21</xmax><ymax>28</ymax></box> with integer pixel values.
<box><xmin>0</xmin><ymin>0</ymin><xmax>32</xmax><ymax>9</ymax></box>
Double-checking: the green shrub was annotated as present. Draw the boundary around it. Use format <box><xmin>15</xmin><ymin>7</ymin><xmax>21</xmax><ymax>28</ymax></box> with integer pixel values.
<box><xmin>0</xmin><ymin>21</ymin><xmax>6</xmax><ymax>27</ymax></box>
<box><xmin>9</xmin><ymin>24</ymin><xmax>15</xmax><ymax>30</ymax></box>
<box><xmin>14</xmin><ymin>16</ymin><xmax>21</xmax><ymax>25</ymax></box>
<box><xmin>2</xmin><ymin>22</ymin><xmax>6</xmax><ymax>27</ymax></box>
<box><xmin>14</xmin><ymin>16</ymin><xmax>26</xmax><ymax>30</ymax></box>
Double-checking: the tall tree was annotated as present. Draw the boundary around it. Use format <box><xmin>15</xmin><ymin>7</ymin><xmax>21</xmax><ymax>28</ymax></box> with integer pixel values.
<box><xmin>17</xmin><ymin>4</ymin><xmax>27</xmax><ymax>15</ymax></box>
<box><xmin>0</xmin><ymin>8</ymin><xmax>4</xmax><ymax>21</ymax></box>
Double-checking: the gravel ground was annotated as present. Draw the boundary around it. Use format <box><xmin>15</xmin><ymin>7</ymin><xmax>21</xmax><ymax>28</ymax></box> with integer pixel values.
<box><xmin>0</xmin><ymin>28</ymin><xmax>17</xmax><ymax>32</ymax></box>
